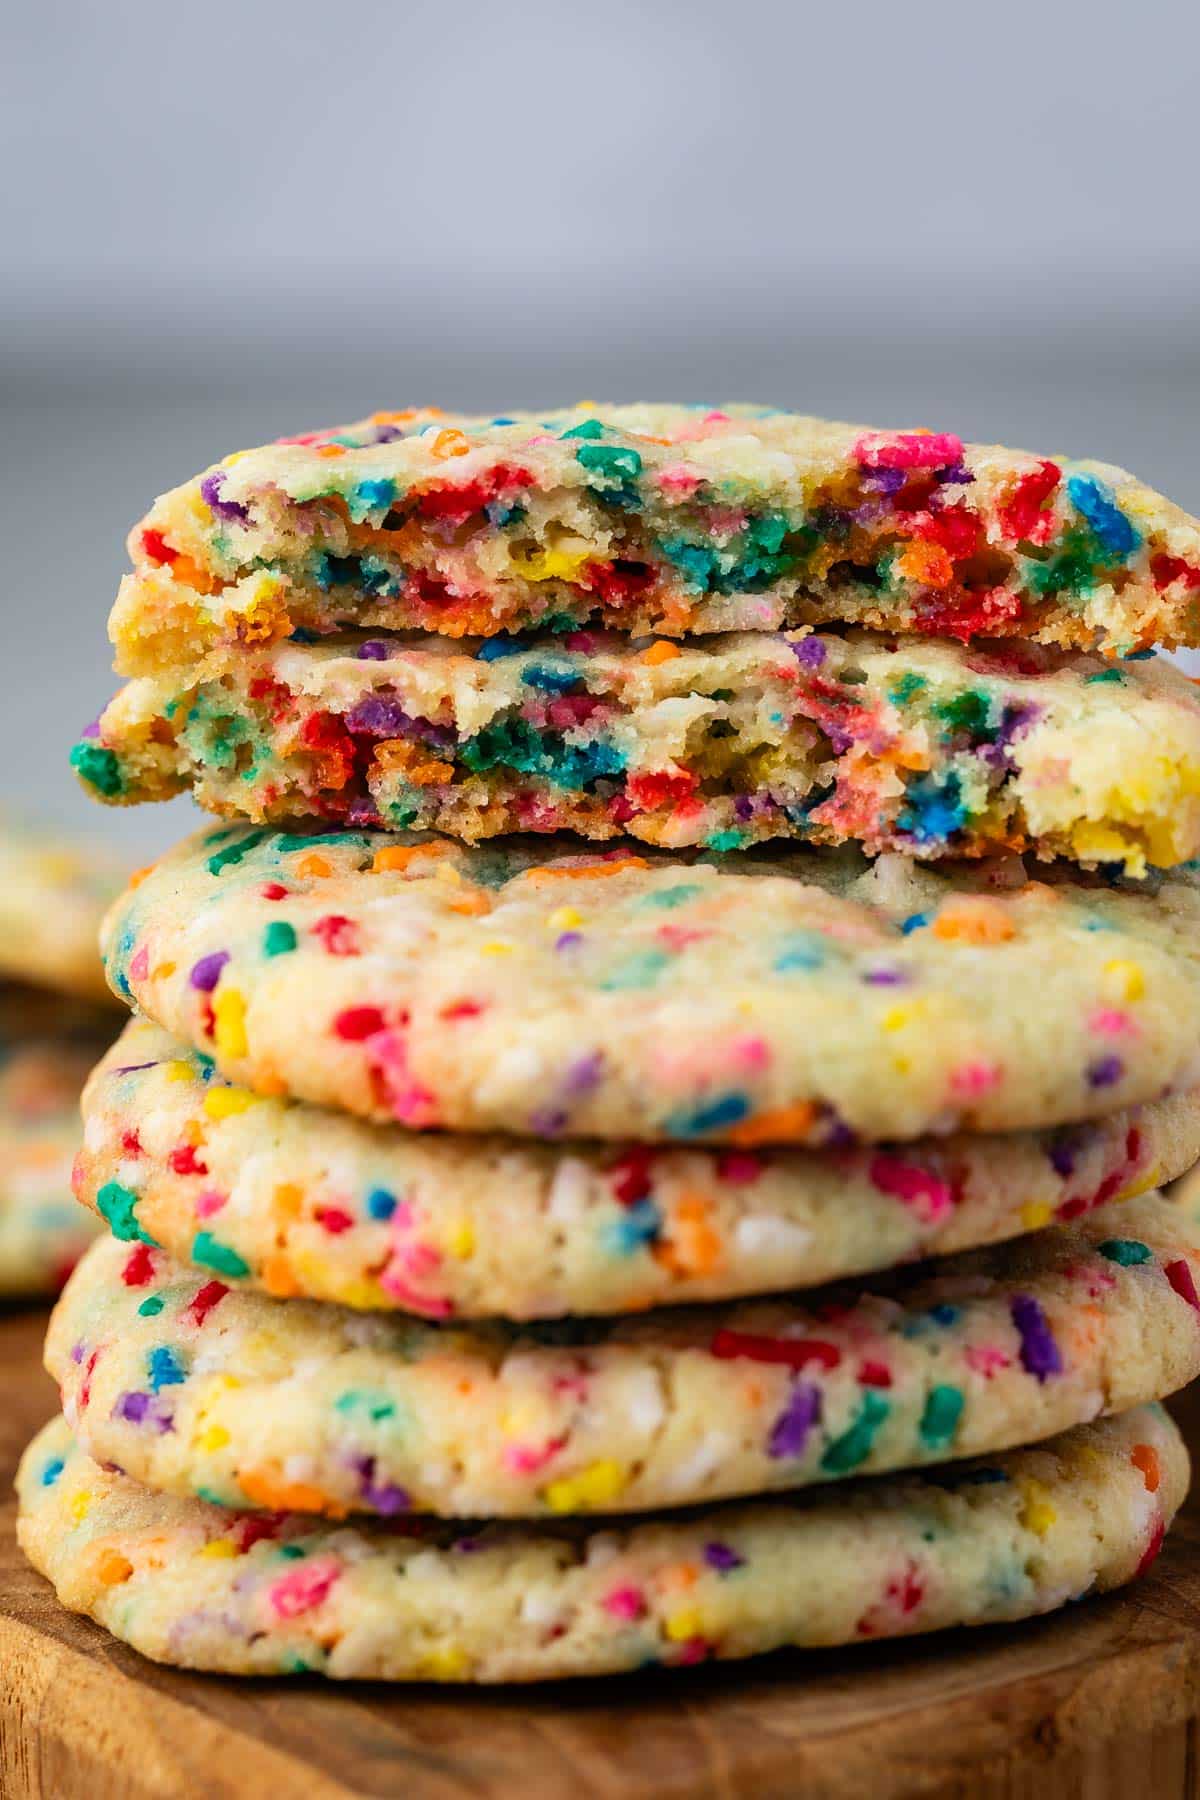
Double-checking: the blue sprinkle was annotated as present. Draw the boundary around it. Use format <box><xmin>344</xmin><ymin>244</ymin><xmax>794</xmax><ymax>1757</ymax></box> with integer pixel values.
<box><xmin>900</xmin><ymin>912</ymin><xmax>930</xmax><ymax>935</ymax></box>
<box><xmin>898</xmin><ymin>772</ymin><xmax>967</xmax><ymax>844</ymax></box>
<box><xmin>348</xmin><ymin>477</ymin><xmax>397</xmax><ymax>521</ymax></box>
<box><xmin>521</xmin><ymin>663</ymin><xmax>580</xmax><ymax>693</ymax></box>
<box><xmin>604</xmin><ymin>1198</ymin><xmax>662</xmax><ymax>1257</ymax></box>
<box><xmin>367</xmin><ymin>1187</ymin><xmax>397</xmax><ymax>1222</ymax></box>
<box><xmin>41</xmin><ymin>1456</ymin><xmax>65</xmax><ymax>1486</ymax></box>
<box><xmin>665</xmin><ymin>1093</ymin><xmax>751</xmax><ymax>1136</ymax></box>
<box><xmin>147</xmin><ymin>1345</ymin><xmax>187</xmax><ymax>1392</ymax></box>
<box><xmin>476</xmin><ymin>635</ymin><xmax>529</xmax><ymax>662</ymax></box>
<box><xmin>1067</xmin><ymin>474</ymin><xmax>1139</xmax><ymax>560</ymax></box>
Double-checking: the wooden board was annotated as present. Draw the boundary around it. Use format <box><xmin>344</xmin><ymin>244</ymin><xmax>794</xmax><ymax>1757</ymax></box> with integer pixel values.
<box><xmin>5</xmin><ymin>1305</ymin><xmax>1200</xmax><ymax>1800</ymax></box>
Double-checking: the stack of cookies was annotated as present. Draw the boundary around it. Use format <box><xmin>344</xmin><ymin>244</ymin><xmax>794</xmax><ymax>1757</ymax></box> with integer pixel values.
<box><xmin>22</xmin><ymin>406</ymin><xmax>1200</xmax><ymax>1683</ymax></box>
<box><xmin>0</xmin><ymin>823</ymin><xmax>121</xmax><ymax>1297</ymax></box>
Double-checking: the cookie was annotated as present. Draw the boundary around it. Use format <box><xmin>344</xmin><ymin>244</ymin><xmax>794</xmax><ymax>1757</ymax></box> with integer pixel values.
<box><xmin>0</xmin><ymin>1036</ymin><xmax>101</xmax><ymax>1295</ymax></box>
<box><xmin>76</xmin><ymin>1018</ymin><xmax>1196</xmax><ymax>1319</ymax></box>
<box><xmin>108</xmin><ymin>405</ymin><xmax>1200</xmax><ymax>678</ymax></box>
<box><xmin>47</xmin><ymin>1194</ymin><xmax>1200</xmax><ymax>1519</ymax></box>
<box><xmin>75</xmin><ymin>629</ymin><xmax>1200</xmax><ymax>875</ymax></box>
<box><xmin>17</xmin><ymin>1406</ymin><xmax>1185</xmax><ymax>1681</ymax></box>
<box><xmin>0</xmin><ymin>821</ymin><xmax>124</xmax><ymax>1005</ymax></box>
<box><xmin>102</xmin><ymin>825</ymin><xmax>1200</xmax><ymax>1144</ymax></box>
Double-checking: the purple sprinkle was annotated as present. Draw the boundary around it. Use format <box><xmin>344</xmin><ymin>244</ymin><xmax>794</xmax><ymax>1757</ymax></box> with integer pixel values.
<box><xmin>357</xmin><ymin>640</ymin><xmax>393</xmax><ymax>660</ymax></box>
<box><xmin>733</xmin><ymin>795</ymin><xmax>756</xmax><ymax>823</ymax></box>
<box><xmin>528</xmin><ymin>1107</ymin><xmax>568</xmax><ymax>1136</ymax></box>
<box><xmin>792</xmin><ymin>637</ymin><xmax>827</xmax><ymax>669</ymax></box>
<box><xmin>933</xmin><ymin>461</ymin><xmax>974</xmax><ymax>486</ymax></box>
<box><xmin>189</xmin><ymin>951</ymin><xmax>230</xmax><ymax>992</ymax></box>
<box><xmin>555</xmin><ymin>931</ymin><xmax>584</xmax><ymax>951</ymax></box>
<box><xmin>113</xmin><ymin>1061</ymin><xmax>159</xmax><ymax>1076</ymax></box>
<box><xmin>345</xmin><ymin>695</ymin><xmax>412</xmax><ymax>737</ymax></box>
<box><xmin>703</xmin><ymin>1541</ymin><xmax>745</xmax><ymax>1573</ymax></box>
<box><xmin>363</xmin><ymin>1479</ymin><xmax>410</xmax><ymax>1515</ymax></box>
<box><xmin>563</xmin><ymin>1051</ymin><xmax>604</xmax><ymax>1097</ymax></box>
<box><xmin>1010</xmin><ymin>1294</ymin><xmax>1063</xmax><ymax>1381</ymax></box>
<box><xmin>767</xmin><ymin>1381</ymin><xmax>822</xmax><ymax>1459</ymax></box>
<box><xmin>1087</xmin><ymin>1055</ymin><xmax>1124</xmax><ymax>1090</ymax></box>
<box><xmin>865</xmin><ymin>467</ymin><xmax>907</xmax><ymax>494</ymax></box>
<box><xmin>346</xmin><ymin>796</ymin><xmax>384</xmax><ymax>828</ymax></box>
<box><xmin>79</xmin><ymin>716</ymin><xmax>102</xmax><ymax>740</ymax></box>
<box><xmin>117</xmin><ymin>1391</ymin><xmax>151</xmax><ymax>1423</ymax></box>
<box><xmin>199</xmin><ymin>471</ymin><xmax>250</xmax><ymax>524</ymax></box>
<box><xmin>862</xmin><ymin>966</ymin><xmax>908</xmax><ymax>987</ymax></box>
<box><xmin>1048</xmin><ymin>1137</ymin><xmax>1077</xmax><ymax>1179</ymax></box>
<box><xmin>71</xmin><ymin>1341</ymin><xmax>85</xmax><ymax>1365</ymax></box>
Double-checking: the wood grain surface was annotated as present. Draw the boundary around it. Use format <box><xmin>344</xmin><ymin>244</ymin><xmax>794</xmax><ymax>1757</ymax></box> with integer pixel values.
<box><xmin>4</xmin><ymin>1304</ymin><xmax>1200</xmax><ymax>1800</ymax></box>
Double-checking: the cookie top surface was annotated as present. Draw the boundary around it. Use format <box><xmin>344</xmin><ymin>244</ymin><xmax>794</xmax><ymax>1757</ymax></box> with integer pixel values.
<box><xmin>17</xmin><ymin>1406</ymin><xmax>1184</xmax><ymax>1680</ymax></box>
<box><xmin>77</xmin><ymin>629</ymin><xmax>1200</xmax><ymax>876</ymax></box>
<box><xmin>110</xmin><ymin>405</ymin><xmax>1200</xmax><ymax>672</ymax></box>
<box><xmin>102</xmin><ymin>824</ymin><xmax>1200</xmax><ymax>1144</ymax></box>
<box><xmin>47</xmin><ymin>1193</ymin><xmax>1200</xmax><ymax>1518</ymax></box>
<box><xmin>0</xmin><ymin>821</ymin><xmax>125</xmax><ymax>1005</ymax></box>
<box><xmin>77</xmin><ymin>1017</ymin><xmax>1199</xmax><ymax>1318</ymax></box>
<box><xmin>0</xmin><ymin>1035</ymin><xmax>99</xmax><ymax>1294</ymax></box>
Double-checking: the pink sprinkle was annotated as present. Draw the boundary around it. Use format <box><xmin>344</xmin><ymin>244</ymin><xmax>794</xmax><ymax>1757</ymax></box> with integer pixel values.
<box><xmin>364</xmin><ymin>1029</ymin><xmax>440</xmax><ymax>1128</ymax></box>
<box><xmin>1089</xmin><ymin>1008</ymin><xmax>1137</xmax><ymax>1038</ymax></box>
<box><xmin>399</xmin><ymin>1241</ymin><xmax>441</xmax><ymax>1277</ymax></box>
<box><xmin>673</xmin><ymin>1637</ymin><xmax>710</xmax><ymax>1665</ymax></box>
<box><xmin>950</xmin><ymin>1061</ymin><xmax>1002</xmax><ymax>1098</ymax></box>
<box><xmin>603</xmin><ymin>1584</ymin><xmax>647</xmax><ymax>1622</ymax></box>
<box><xmin>853</xmin><ymin>431</ymin><xmax>964</xmax><ymax>470</ymax></box>
<box><xmin>867</xmin><ymin>1155</ymin><xmax>954</xmax><ymax>1224</ymax></box>
<box><xmin>706</xmin><ymin>507</ymin><xmax>748</xmax><ymax>537</ymax></box>
<box><xmin>503</xmin><ymin>1436</ymin><xmax>566</xmax><ymax>1476</ymax></box>
<box><xmin>378</xmin><ymin>1259</ymin><xmax>454</xmax><ymax>1317</ymax></box>
<box><xmin>716</xmin><ymin>1152</ymin><xmax>763</xmax><ymax>1185</ymax></box>
<box><xmin>965</xmin><ymin>1343</ymin><xmax>1011</xmax><ymax>1378</ymax></box>
<box><xmin>194</xmin><ymin>1189</ymin><xmax>227</xmax><ymax>1220</ymax></box>
<box><xmin>267</xmin><ymin>1554</ymin><xmax>342</xmax><ymax>1620</ymax></box>
<box><xmin>657</xmin><ymin>464</ymin><xmax>703</xmax><ymax>497</ymax></box>
<box><xmin>732</xmin><ymin>1036</ymin><xmax>771</xmax><ymax>1072</ymax></box>
<box><xmin>129</xmin><ymin>945</ymin><xmax>150</xmax><ymax>982</ymax></box>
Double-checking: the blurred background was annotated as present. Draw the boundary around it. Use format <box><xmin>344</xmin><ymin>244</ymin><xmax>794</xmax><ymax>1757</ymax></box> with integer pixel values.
<box><xmin>4</xmin><ymin>0</ymin><xmax>1198</xmax><ymax>858</ymax></box>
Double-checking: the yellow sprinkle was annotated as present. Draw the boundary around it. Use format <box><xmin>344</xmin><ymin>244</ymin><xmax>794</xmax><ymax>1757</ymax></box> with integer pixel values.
<box><xmin>196</xmin><ymin>1425</ymin><xmax>231</xmax><ymax>1453</ymax></box>
<box><xmin>203</xmin><ymin>1085</ymin><xmax>261</xmax><ymax>1120</ymax></box>
<box><xmin>213</xmin><ymin>989</ymin><xmax>248</xmax><ymax>1059</ymax></box>
<box><xmin>418</xmin><ymin>1644</ymin><xmax>472</xmax><ymax>1681</ymax></box>
<box><xmin>151</xmin><ymin>960</ymin><xmax>177</xmax><ymax>981</ymax></box>
<box><xmin>70</xmin><ymin>1489</ymin><xmax>92</xmax><ymax>1524</ymax></box>
<box><xmin>1116</xmin><ymin>1164</ymin><xmax>1161</xmax><ymax>1201</ymax></box>
<box><xmin>547</xmin><ymin>906</ymin><xmax>583</xmax><ymax>931</ymax></box>
<box><xmin>200</xmin><ymin>1538</ymin><xmax>238</xmax><ymax>1559</ymax></box>
<box><xmin>1103</xmin><ymin>959</ymin><xmax>1145</xmax><ymax>1003</ymax></box>
<box><xmin>164</xmin><ymin>1060</ymin><xmax>195</xmax><ymax>1083</ymax></box>
<box><xmin>882</xmin><ymin>1006</ymin><xmax>912</xmax><ymax>1033</ymax></box>
<box><xmin>1020</xmin><ymin>1479</ymin><xmax>1057</xmax><ymax>1536</ymax></box>
<box><xmin>664</xmin><ymin>1608</ymin><xmax>705</xmax><ymax>1642</ymax></box>
<box><xmin>1020</xmin><ymin>1202</ymin><xmax>1053</xmax><ymax>1232</ymax></box>
<box><xmin>445</xmin><ymin>1220</ymin><xmax>475</xmax><ymax>1259</ymax></box>
<box><xmin>543</xmin><ymin>1460</ymin><xmax>627</xmax><ymax>1513</ymax></box>
<box><xmin>481</xmin><ymin>942</ymin><xmax>514</xmax><ymax>957</ymax></box>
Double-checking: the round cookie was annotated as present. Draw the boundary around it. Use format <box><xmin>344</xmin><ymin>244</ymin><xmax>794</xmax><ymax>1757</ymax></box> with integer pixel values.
<box><xmin>0</xmin><ymin>1036</ymin><xmax>101</xmax><ymax>1295</ymax></box>
<box><xmin>0</xmin><ymin>821</ymin><xmax>124</xmax><ymax>1006</ymax></box>
<box><xmin>17</xmin><ymin>1406</ymin><xmax>1185</xmax><ymax>1682</ymax></box>
<box><xmin>77</xmin><ymin>1018</ymin><xmax>1197</xmax><ymax>1320</ymax></box>
<box><xmin>48</xmin><ymin>1195</ymin><xmax>1200</xmax><ymax>1520</ymax></box>
<box><xmin>102</xmin><ymin>824</ymin><xmax>1200</xmax><ymax>1145</ymax></box>
<box><xmin>75</xmin><ymin>628</ymin><xmax>1200</xmax><ymax>876</ymax></box>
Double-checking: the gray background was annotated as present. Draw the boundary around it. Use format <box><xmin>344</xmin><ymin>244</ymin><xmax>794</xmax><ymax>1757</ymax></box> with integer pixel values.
<box><xmin>4</xmin><ymin>0</ymin><xmax>1199</xmax><ymax>860</ymax></box>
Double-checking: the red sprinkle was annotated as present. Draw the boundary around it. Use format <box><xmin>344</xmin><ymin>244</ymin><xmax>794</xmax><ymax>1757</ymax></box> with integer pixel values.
<box><xmin>854</xmin><ymin>431</ymin><xmax>964</xmax><ymax>471</ymax></box>
<box><xmin>333</xmin><ymin>1005</ymin><xmax>386</xmax><ymax>1040</ymax></box>
<box><xmin>186</xmin><ymin>1280</ymin><xmax>230</xmax><ymax>1327</ymax></box>
<box><xmin>626</xmin><ymin>768</ymin><xmax>700</xmax><ymax>811</ymax></box>
<box><xmin>260</xmin><ymin>882</ymin><xmax>290</xmax><ymax>901</ymax></box>
<box><xmin>997</xmin><ymin>461</ymin><xmax>1061</xmax><ymax>546</ymax></box>
<box><xmin>234</xmin><ymin>1513</ymin><xmax>283</xmax><ymax>1553</ymax></box>
<box><xmin>140</xmin><ymin>528</ymin><xmax>178</xmax><ymax>565</ymax></box>
<box><xmin>316</xmin><ymin>1206</ymin><xmax>354</xmax><ymax>1235</ymax></box>
<box><xmin>857</xmin><ymin>1360</ymin><xmax>893</xmax><ymax>1388</ymax></box>
<box><xmin>121</xmin><ymin>1244</ymin><xmax>157</xmax><ymax>1287</ymax></box>
<box><xmin>610</xmin><ymin>1147</ymin><xmax>655</xmax><ymax>1206</ymax></box>
<box><xmin>414</xmin><ymin>464</ymin><xmax>534</xmax><ymax>524</ymax></box>
<box><xmin>1151</xmin><ymin>553</ymin><xmax>1200</xmax><ymax>592</ymax></box>
<box><xmin>712</xmin><ymin>1329</ymin><xmax>841</xmax><ymax>1371</ymax></box>
<box><xmin>168</xmin><ymin>1143</ymin><xmax>208</xmax><ymax>1177</ymax></box>
<box><xmin>120</xmin><ymin>1129</ymin><xmax>143</xmax><ymax>1157</ymax></box>
<box><xmin>312</xmin><ymin>914</ymin><xmax>361</xmax><ymax>956</ymax></box>
<box><xmin>1136</xmin><ymin>1515</ymin><xmax>1166</xmax><ymax>1577</ymax></box>
<box><xmin>1165</xmin><ymin>1259</ymin><xmax>1200</xmax><ymax>1313</ymax></box>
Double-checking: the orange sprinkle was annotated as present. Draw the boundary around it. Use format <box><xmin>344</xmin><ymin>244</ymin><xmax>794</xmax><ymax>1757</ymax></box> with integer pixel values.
<box><xmin>446</xmin><ymin>889</ymin><xmax>493</xmax><ymax>917</ymax></box>
<box><xmin>273</xmin><ymin>1183</ymin><xmax>303</xmax><ymax>1220</ymax></box>
<box><xmin>895</xmin><ymin>541</ymin><xmax>954</xmax><ymax>588</ymax></box>
<box><xmin>524</xmin><ymin>855</ymin><xmax>649</xmax><ymax>887</ymax></box>
<box><xmin>168</xmin><ymin>553</ymin><xmax>211</xmax><ymax>591</ymax></box>
<box><xmin>932</xmin><ymin>898</ymin><xmax>1016</xmax><ymax>946</ymax></box>
<box><xmin>431</xmin><ymin>428</ymin><xmax>471</xmax><ymax>460</ymax></box>
<box><xmin>239</xmin><ymin>1468</ymin><xmax>348</xmax><ymax>1516</ymax></box>
<box><xmin>641</xmin><ymin>640</ymin><xmax>682</xmax><ymax>666</ymax></box>
<box><xmin>372</xmin><ymin>842</ymin><xmax>454</xmax><ymax>873</ymax></box>
<box><xmin>371</xmin><ymin>409</ymin><xmax>423</xmax><ymax>425</ymax></box>
<box><xmin>293</xmin><ymin>852</ymin><xmax>332</xmax><ymax>879</ymax></box>
<box><xmin>261</xmin><ymin>1253</ymin><xmax>302</xmax><ymax>1299</ymax></box>
<box><xmin>95</xmin><ymin>1548</ymin><xmax>134</xmax><ymax>1587</ymax></box>
<box><xmin>128</xmin><ymin>862</ymin><xmax>157</xmax><ymax>890</ymax></box>
<box><xmin>655</xmin><ymin>1193</ymin><xmax>723</xmax><ymax>1276</ymax></box>
<box><xmin>1132</xmin><ymin>1443</ymin><xmax>1161</xmax><ymax>1493</ymax></box>
<box><xmin>314</xmin><ymin>444</ymin><xmax>346</xmax><ymax>459</ymax></box>
<box><xmin>727</xmin><ymin>1102</ymin><xmax>818</xmax><ymax>1147</ymax></box>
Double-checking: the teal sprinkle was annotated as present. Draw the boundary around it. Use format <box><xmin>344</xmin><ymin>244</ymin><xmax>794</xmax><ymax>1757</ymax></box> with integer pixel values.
<box><xmin>274</xmin><ymin>831</ymin><xmax>374</xmax><ymax>853</ymax></box>
<box><xmin>137</xmin><ymin>1295</ymin><xmax>165</xmax><ymax>1317</ymax></box>
<box><xmin>919</xmin><ymin>1385</ymin><xmax>965</xmax><ymax>1450</ymax></box>
<box><xmin>604</xmin><ymin>1198</ymin><xmax>661</xmax><ymax>1257</ymax></box>
<box><xmin>1086</xmin><ymin>668</ymin><xmax>1126</xmax><ymax>686</ymax></box>
<box><xmin>707</xmin><ymin>830</ymin><xmax>744</xmax><ymax>852</ymax></box>
<box><xmin>521</xmin><ymin>663</ymin><xmax>579</xmax><ymax>693</ymax></box>
<box><xmin>191</xmin><ymin>1232</ymin><xmax>251</xmax><ymax>1279</ymax></box>
<box><xmin>206</xmin><ymin>827</ymin><xmax>272</xmax><ymax>875</ymax></box>
<box><xmin>334</xmin><ymin>1390</ymin><xmax>397</xmax><ymax>1423</ymax></box>
<box><xmin>278</xmin><ymin>1543</ymin><xmax>307</xmax><ymax>1560</ymax></box>
<box><xmin>1067</xmin><ymin>473</ymin><xmax>1139</xmax><ymax>560</ymax></box>
<box><xmin>1098</xmin><ymin>1238</ymin><xmax>1152</xmax><ymax>1266</ymax></box>
<box><xmin>69</xmin><ymin>741</ymin><xmax>124</xmax><ymax>798</ymax></box>
<box><xmin>639</xmin><ymin>884</ymin><xmax>701</xmax><ymax>910</ymax></box>
<box><xmin>888</xmin><ymin>672</ymin><xmax>927</xmax><ymax>706</ymax></box>
<box><xmin>775</xmin><ymin>933</ymin><xmax>825</xmax><ymax>972</ymax></box>
<box><xmin>41</xmin><ymin>1457</ymin><xmax>65</xmax><ymax>1486</ymax></box>
<box><xmin>660</xmin><ymin>538</ymin><xmax>721</xmax><ymax>592</ymax></box>
<box><xmin>665</xmin><ymin>1092</ymin><xmax>751</xmax><ymax>1136</ymax></box>
<box><xmin>96</xmin><ymin>1181</ymin><xmax>159</xmax><ymax>1246</ymax></box>
<box><xmin>576</xmin><ymin>443</ymin><xmax>643</xmax><ymax>484</ymax></box>
<box><xmin>147</xmin><ymin>1345</ymin><xmax>186</xmax><ymax>1391</ymax></box>
<box><xmin>561</xmin><ymin>419</ymin><xmax>606</xmax><ymax>440</ymax></box>
<box><xmin>263</xmin><ymin>920</ymin><xmax>298</xmax><ymax>957</ymax></box>
<box><xmin>195</xmin><ymin>1485</ymin><xmax>229</xmax><ymax>1505</ymax></box>
<box><xmin>820</xmin><ymin>1392</ymin><xmax>890</xmax><ymax>1473</ymax></box>
<box><xmin>347</xmin><ymin>477</ymin><xmax>397</xmax><ymax>522</ymax></box>
<box><xmin>599</xmin><ymin>948</ymin><xmax>671</xmax><ymax>991</ymax></box>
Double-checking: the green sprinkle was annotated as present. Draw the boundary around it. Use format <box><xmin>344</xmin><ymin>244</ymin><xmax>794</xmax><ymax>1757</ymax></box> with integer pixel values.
<box><xmin>933</xmin><ymin>690</ymin><xmax>993</xmax><ymax>736</ymax></box>
<box><xmin>263</xmin><ymin>920</ymin><xmax>298</xmax><ymax>957</ymax></box>
<box><xmin>820</xmin><ymin>1392</ymin><xmax>890</xmax><ymax>1474</ymax></box>
<box><xmin>639</xmin><ymin>884</ymin><xmax>702</xmax><ymax>910</ymax></box>
<box><xmin>137</xmin><ymin>1295</ymin><xmax>165</xmax><ymax>1317</ymax></box>
<box><xmin>561</xmin><ymin>419</ymin><xmax>606</xmax><ymax>440</ymax></box>
<box><xmin>1098</xmin><ymin>1238</ymin><xmax>1152</xmax><ymax>1266</ymax></box>
<box><xmin>191</xmin><ymin>1232</ymin><xmax>251</xmax><ymax>1279</ymax></box>
<box><xmin>707</xmin><ymin>830</ymin><xmax>744</xmax><ymax>852</ymax></box>
<box><xmin>1086</xmin><ymin>668</ymin><xmax>1126</xmax><ymax>685</ymax></box>
<box><xmin>599</xmin><ymin>948</ymin><xmax>671</xmax><ymax>991</ymax></box>
<box><xmin>334</xmin><ymin>1390</ymin><xmax>397</xmax><ymax>1423</ymax></box>
<box><xmin>96</xmin><ymin>1181</ymin><xmax>159</xmax><ymax>1246</ymax></box>
<box><xmin>919</xmin><ymin>1385</ymin><xmax>965</xmax><ymax>1449</ymax></box>
<box><xmin>206</xmin><ymin>828</ymin><xmax>271</xmax><ymax>875</ymax></box>
<box><xmin>69</xmin><ymin>741</ymin><xmax>124</xmax><ymax>798</ymax></box>
<box><xmin>576</xmin><ymin>443</ymin><xmax>643</xmax><ymax>483</ymax></box>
